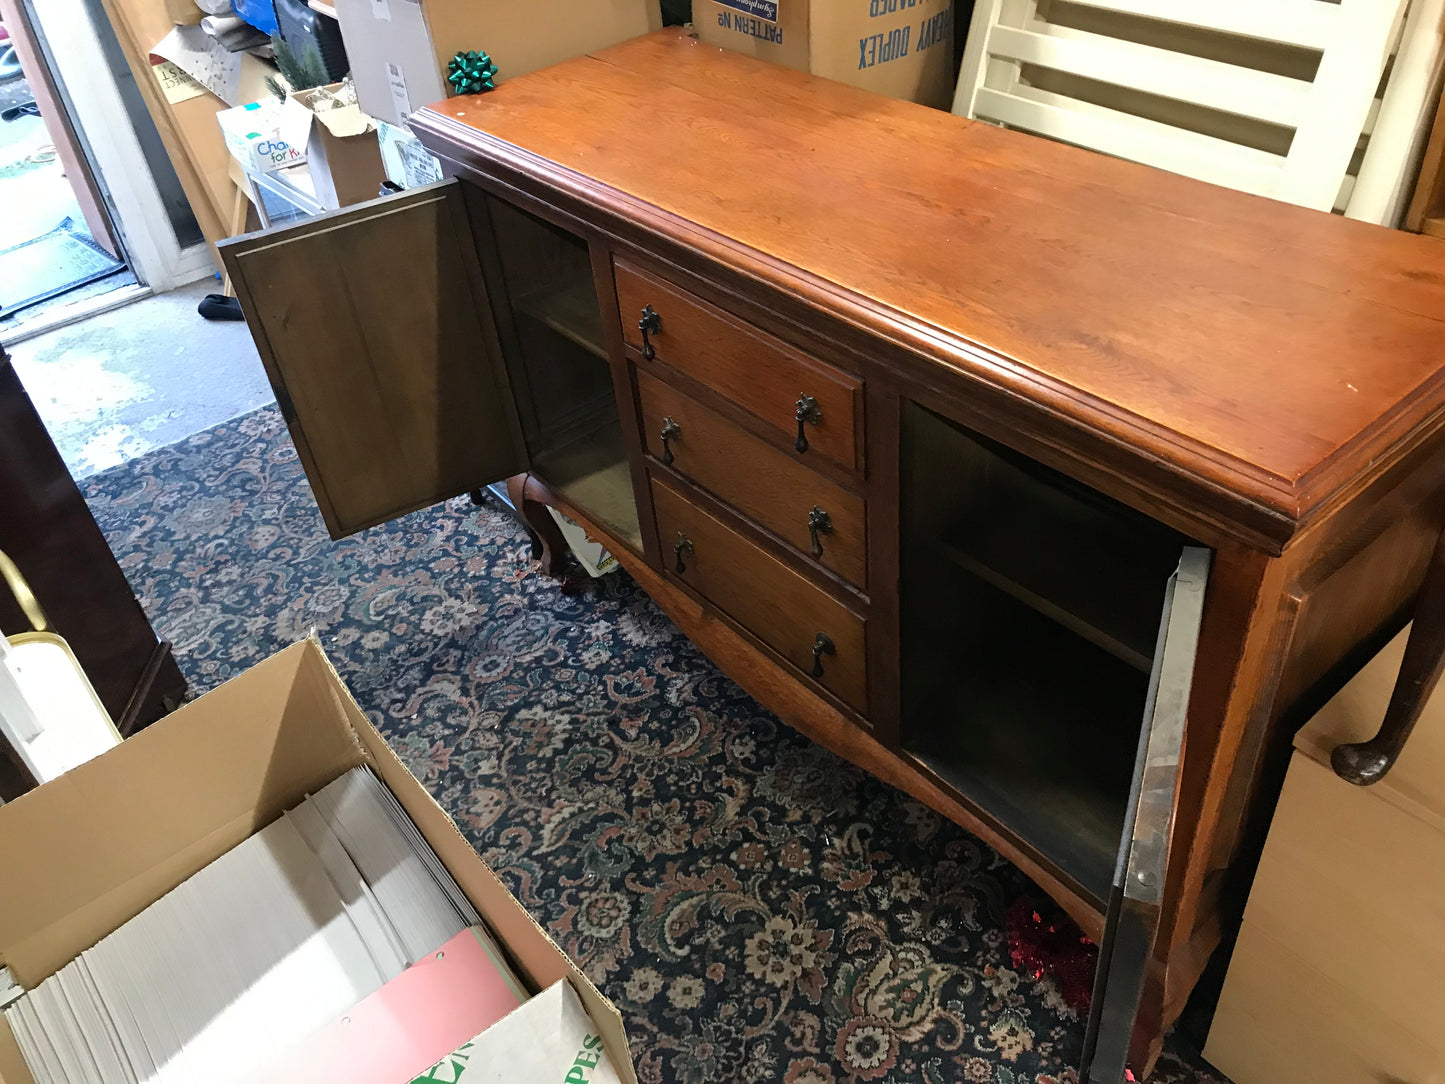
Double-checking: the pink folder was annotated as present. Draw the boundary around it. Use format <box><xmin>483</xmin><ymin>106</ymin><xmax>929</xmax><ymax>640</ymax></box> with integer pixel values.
<box><xmin>259</xmin><ymin>927</ymin><xmax>528</xmax><ymax>1083</ymax></box>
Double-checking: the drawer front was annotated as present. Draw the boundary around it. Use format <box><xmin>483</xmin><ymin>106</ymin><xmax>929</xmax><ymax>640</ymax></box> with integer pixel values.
<box><xmin>615</xmin><ymin>259</ymin><xmax>861</xmax><ymax>472</ymax></box>
<box><xmin>638</xmin><ymin>371</ymin><xmax>867</xmax><ymax>590</ymax></box>
<box><xmin>652</xmin><ymin>478</ymin><xmax>868</xmax><ymax>713</ymax></box>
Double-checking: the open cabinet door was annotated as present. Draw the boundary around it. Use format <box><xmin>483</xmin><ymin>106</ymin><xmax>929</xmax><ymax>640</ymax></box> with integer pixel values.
<box><xmin>220</xmin><ymin>182</ymin><xmax>528</xmax><ymax>538</ymax></box>
<box><xmin>1081</xmin><ymin>547</ymin><xmax>1211</xmax><ymax>1082</ymax></box>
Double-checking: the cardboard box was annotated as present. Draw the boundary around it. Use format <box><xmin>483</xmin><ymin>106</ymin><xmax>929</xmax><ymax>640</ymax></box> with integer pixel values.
<box><xmin>282</xmin><ymin>84</ymin><xmax>388</xmax><ymax>209</ymax></box>
<box><xmin>334</xmin><ymin>0</ymin><xmax>664</xmax><ymax>127</ymax></box>
<box><xmin>695</xmin><ymin>0</ymin><xmax>956</xmax><ymax>109</ymax></box>
<box><xmin>217</xmin><ymin>98</ymin><xmax>307</xmax><ymax>174</ymax></box>
<box><xmin>0</xmin><ymin>641</ymin><xmax>636</xmax><ymax>1084</ymax></box>
<box><xmin>1204</xmin><ymin>626</ymin><xmax>1445</xmax><ymax>1084</ymax></box>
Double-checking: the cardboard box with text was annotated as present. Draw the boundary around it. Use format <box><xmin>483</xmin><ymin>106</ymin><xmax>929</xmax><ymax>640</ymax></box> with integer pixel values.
<box><xmin>695</xmin><ymin>0</ymin><xmax>955</xmax><ymax>108</ymax></box>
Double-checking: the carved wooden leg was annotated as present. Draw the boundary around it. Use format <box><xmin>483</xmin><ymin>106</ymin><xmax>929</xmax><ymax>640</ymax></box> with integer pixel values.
<box><xmin>505</xmin><ymin>473</ymin><xmax>570</xmax><ymax>580</ymax></box>
<box><xmin>1332</xmin><ymin>526</ymin><xmax>1445</xmax><ymax>785</ymax></box>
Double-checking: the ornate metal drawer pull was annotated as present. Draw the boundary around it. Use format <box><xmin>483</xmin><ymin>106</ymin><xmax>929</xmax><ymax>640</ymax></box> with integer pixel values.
<box><xmin>639</xmin><ymin>305</ymin><xmax>662</xmax><ymax>360</ymax></box>
<box><xmin>673</xmin><ymin>531</ymin><xmax>694</xmax><ymax>574</ymax></box>
<box><xmin>659</xmin><ymin>417</ymin><xmax>681</xmax><ymax>466</ymax></box>
<box><xmin>810</xmin><ymin>632</ymin><xmax>835</xmax><ymax>678</ymax></box>
<box><xmin>807</xmin><ymin>506</ymin><xmax>832</xmax><ymax>559</ymax></box>
<box><xmin>795</xmin><ymin>394</ymin><xmax>821</xmax><ymax>453</ymax></box>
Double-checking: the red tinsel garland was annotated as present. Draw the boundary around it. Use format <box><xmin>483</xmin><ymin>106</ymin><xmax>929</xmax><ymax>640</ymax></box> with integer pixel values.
<box><xmin>1004</xmin><ymin>897</ymin><xmax>1098</xmax><ymax>1014</ymax></box>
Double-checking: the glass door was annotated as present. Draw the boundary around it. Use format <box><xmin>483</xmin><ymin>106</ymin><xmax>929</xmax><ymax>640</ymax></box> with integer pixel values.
<box><xmin>898</xmin><ymin>402</ymin><xmax>1205</xmax><ymax>904</ymax></box>
<box><xmin>480</xmin><ymin>195</ymin><xmax>641</xmax><ymax>551</ymax></box>
<box><xmin>899</xmin><ymin>402</ymin><xmax>1213</xmax><ymax>1077</ymax></box>
<box><xmin>1082</xmin><ymin>548</ymin><xmax>1209</xmax><ymax>1082</ymax></box>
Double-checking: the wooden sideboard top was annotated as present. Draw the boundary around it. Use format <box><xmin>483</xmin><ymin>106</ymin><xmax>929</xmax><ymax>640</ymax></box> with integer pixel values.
<box><xmin>416</xmin><ymin>29</ymin><xmax>1445</xmax><ymax>548</ymax></box>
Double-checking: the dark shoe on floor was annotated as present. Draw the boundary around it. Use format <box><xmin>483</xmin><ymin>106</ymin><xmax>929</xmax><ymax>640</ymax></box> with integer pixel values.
<box><xmin>197</xmin><ymin>294</ymin><xmax>244</xmax><ymax>321</ymax></box>
<box><xmin>1</xmin><ymin>100</ymin><xmax>39</xmax><ymax>123</ymax></box>
<box><xmin>0</xmin><ymin>46</ymin><xmax>22</xmax><ymax>83</ymax></box>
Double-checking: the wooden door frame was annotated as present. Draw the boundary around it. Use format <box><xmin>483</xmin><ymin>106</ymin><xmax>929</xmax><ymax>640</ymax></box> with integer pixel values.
<box><xmin>5</xmin><ymin>0</ymin><xmax>214</xmax><ymax>291</ymax></box>
<box><xmin>0</xmin><ymin>0</ymin><xmax>118</xmax><ymax>256</ymax></box>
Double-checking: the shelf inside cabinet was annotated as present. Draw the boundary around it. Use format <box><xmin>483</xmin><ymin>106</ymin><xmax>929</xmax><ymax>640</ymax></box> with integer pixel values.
<box><xmin>905</xmin><ymin>406</ymin><xmax>1186</xmax><ymax>676</ymax></box>
<box><xmin>532</xmin><ymin>419</ymin><xmax>641</xmax><ymax>553</ymax></box>
<box><xmin>930</xmin><ymin>530</ymin><xmax>1159</xmax><ymax>672</ymax></box>
<box><xmin>903</xmin><ymin>572</ymin><xmax>1147</xmax><ymax>903</ymax></box>
<box><xmin>516</xmin><ymin>280</ymin><xmax>608</xmax><ymax>361</ymax></box>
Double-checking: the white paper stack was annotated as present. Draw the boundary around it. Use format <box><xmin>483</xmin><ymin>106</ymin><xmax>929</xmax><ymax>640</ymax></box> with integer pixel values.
<box><xmin>6</xmin><ymin>767</ymin><xmax>483</xmax><ymax>1084</ymax></box>
<box><xmin>0</xmin><ymin>967</ymin><xmax>21</xmax><ymax>1010</ymax></box>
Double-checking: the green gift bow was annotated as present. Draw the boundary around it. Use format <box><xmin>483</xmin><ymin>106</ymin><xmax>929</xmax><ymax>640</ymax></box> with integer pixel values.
<box><xmin>447</xmin><ymin>50</ymin><xmax>499</xmax><ymax>95</ymax></box>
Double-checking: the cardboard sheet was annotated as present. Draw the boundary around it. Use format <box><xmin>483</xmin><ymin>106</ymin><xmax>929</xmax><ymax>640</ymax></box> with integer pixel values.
<box><xmin>151</xmin><ymin>59</ymin><xmax>207</xmax><ymax>104</ymax></box>
<box><xmin>151</xmin><ymin>24</ymin><xmax>242</xmax><ymax>105</ymax></box>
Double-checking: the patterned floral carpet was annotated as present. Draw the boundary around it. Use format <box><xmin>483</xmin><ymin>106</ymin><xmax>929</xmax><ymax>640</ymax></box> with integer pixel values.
<box><xmin>83</xmin><ymin>407</ymin><xmax>1230</xmax><ymax>1084</ymax></box>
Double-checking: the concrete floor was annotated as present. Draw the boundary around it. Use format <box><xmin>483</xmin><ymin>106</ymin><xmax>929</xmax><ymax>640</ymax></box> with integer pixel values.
<box><xmin>9</xmin><ymin>280</ymin><xmax>276</xmax><ymax>477</ymax></box>
<box><xmin>0</xmin><ymin>77</ymin><xmax>87</xmax><ymax>251</ymax></box>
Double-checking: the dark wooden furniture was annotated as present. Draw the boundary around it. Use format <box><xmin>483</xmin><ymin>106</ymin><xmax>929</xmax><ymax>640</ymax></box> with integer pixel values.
<box><xmin>220</xmin><ymin>30</ymin><xmax>1445</xmax><ymax>1079</ymax></box>
<box><xmin>0</xmin><ymin>348</ymin><xmax>186</xmax><ymax>799</ymax></box>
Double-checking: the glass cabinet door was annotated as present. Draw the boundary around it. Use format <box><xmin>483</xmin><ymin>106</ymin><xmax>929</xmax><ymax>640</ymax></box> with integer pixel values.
<box><xmin>898</xmin><ymin>403</ymin><xmax>1206</xmax><ymax>905</ymax></box>
<box><xmin>899</xmin><ymin>402</ymin><xmax>1213</xmax><ymax>1077</ymax></box>
<box><xmin>478</xmin><ymin>195</ymin><xmax>642</xmax><ymax>551</ymax></box>
<box><xmin>1082</xmin><ymin>547</ymin><xmax>1209</xmax><ymax>1082</ymax></box>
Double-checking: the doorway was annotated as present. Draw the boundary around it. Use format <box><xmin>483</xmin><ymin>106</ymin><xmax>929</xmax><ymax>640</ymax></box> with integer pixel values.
<box><xmin>0</xmin><ymin>1</ymin><xmax>134</xmax><ymax>328</ymax></box>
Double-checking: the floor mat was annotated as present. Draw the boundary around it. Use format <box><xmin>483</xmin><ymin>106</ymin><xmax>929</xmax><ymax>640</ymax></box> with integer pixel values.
<box><xmin>0</xmin><ymin>217</ymin><xmax>124</xmax><ymax>317</ymax></box>
<box><xmin>81</xmin><ymin>406</ymin><xmax>1232</xmax><ymax>1084</ymax></box>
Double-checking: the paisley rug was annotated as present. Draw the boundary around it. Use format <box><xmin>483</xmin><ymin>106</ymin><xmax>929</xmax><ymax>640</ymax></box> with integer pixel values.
<box><xmin>83</xmin><ymin>407</ymin><xmax>1229</xmax><ymax>1084</ymax></box>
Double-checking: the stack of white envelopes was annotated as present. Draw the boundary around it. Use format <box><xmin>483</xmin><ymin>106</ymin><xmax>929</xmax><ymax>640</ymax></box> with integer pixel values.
<box><xmin>5</xmin><ymin>766</ymin><xmax>491</xmax><ymax>1084</ymax></box>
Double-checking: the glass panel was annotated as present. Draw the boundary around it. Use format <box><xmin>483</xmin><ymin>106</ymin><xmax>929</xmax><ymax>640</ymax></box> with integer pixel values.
<box><xmin>483</xmin><ymin>197</ymin><xmax>640</xmax><ymax>551</ymax></box>
<box><xmin>899</xmin><ymin>402</ymin><xmax>1201</xmax><ymax>902</ymax></box>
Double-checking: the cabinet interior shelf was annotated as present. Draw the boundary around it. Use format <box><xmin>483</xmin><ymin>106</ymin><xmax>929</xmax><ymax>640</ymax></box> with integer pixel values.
<box><xmin>929</xmin><ymin>534</ymin><xmax>1158</xmax><ymax>672</ymax></box>
<box><xmin>533</xmin><ymin>419</ymin><xmax>642</xmax><ymax>554</ymax></box>
<box><xmin>903</xmin><ymin>570</ymin><xmax>1148</xmax><ymax>904</ymax></box>
<box><xmin>516</xmin><ymin>281</ymin><xmax>608</xmax><ymax>361</ymax></box>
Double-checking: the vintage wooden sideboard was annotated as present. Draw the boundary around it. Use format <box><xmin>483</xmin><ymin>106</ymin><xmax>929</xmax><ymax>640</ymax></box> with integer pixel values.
<box><xmin>220</xmin><ymin>29</ymin><xmax>1445</xmax><ymax>1080</ymax></box>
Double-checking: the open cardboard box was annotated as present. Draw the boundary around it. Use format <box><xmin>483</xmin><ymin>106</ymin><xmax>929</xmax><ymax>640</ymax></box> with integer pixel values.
<box><xmin>694</xmin><ymin>0</ymin><xmax>956</xmax><ymax>109</ymax></box>
<box><xmin>0</xmin><ymin>641</ymin><xmax>636</xmax><ymax>1084</ymax></box>
<box><xmin>217</xmin><ymin>98</ymin><xmax>308</xmax><ymax>174</ymax></box>
<box><xmin>281</xmin><ymin>86</ymin><xmax>388</xmax><ymax>210</ymax></box>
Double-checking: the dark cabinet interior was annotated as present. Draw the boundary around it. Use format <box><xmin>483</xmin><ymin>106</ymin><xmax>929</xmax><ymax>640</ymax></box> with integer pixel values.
<box><xmin>899</xmin><ymin>403</ymin><xmax>1204</xmax><ymax>903</ymax></box>
<box><xmin>478</xmin><ymin>195</ymin><xmax>641</xmax><ymax>551</ymax></box>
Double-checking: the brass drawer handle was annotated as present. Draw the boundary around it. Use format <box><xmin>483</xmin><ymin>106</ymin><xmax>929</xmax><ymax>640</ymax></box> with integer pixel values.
<box><xmin>659</xmin><ymin>416</ymin><xmax>681</xmax><ymax>466</ymax></box>
<box><xmin>811</xmin><ymin>632</ymin><xmax>835</xmax><ymax>678</ymax></box>
<box><xmin>807</xmin><ymin>506</ymin><xmax>832</xmax><ymax>560</ymax></box>
<box><xmin>795</xmin><ymin>394</ymin><xmax>821</xmax><ymax>453</ymax></box>
<box><xmin>639</xmin><ymin>305</ymin><xmax>662</xmax><ymax>360</ymax></box>
<box><xmin>673</xmin><ymin>531</ymin><xmax>694</xmax><ymax>574</ymax></box>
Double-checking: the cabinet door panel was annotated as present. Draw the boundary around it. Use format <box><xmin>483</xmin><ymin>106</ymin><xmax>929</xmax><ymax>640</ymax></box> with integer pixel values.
<box><xmin>221</xmin><ymin>182</ymin><xmax>526</xmax><ymax>538</ymax></box>
<box><xmin>1082</xmin><ymin>547</ymin><xmax>1211</xmax><ymax>1082</ymax></box>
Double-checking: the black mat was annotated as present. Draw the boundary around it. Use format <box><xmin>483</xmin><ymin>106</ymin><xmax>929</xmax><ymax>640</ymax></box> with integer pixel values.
<box><xmin>0</xmin><ymin>217</ymin><xmax>124</xmax><ymax>317</ymax></box>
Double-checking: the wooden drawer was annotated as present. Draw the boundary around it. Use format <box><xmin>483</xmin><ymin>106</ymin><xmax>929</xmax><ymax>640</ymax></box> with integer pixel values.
<box><xmin>638</xmin><ymin>371</ymin><xmax>867</xmax><ymax>591</ymax></box>
<box><xmin>615</xmin><ymin>259</ymin><xmax>862</xmax><ymax>473</ymax></box>
<box><xmin>651</xmin><ymin>477</ymin><xmax>868</xmax><ymax>714</ymax></box>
